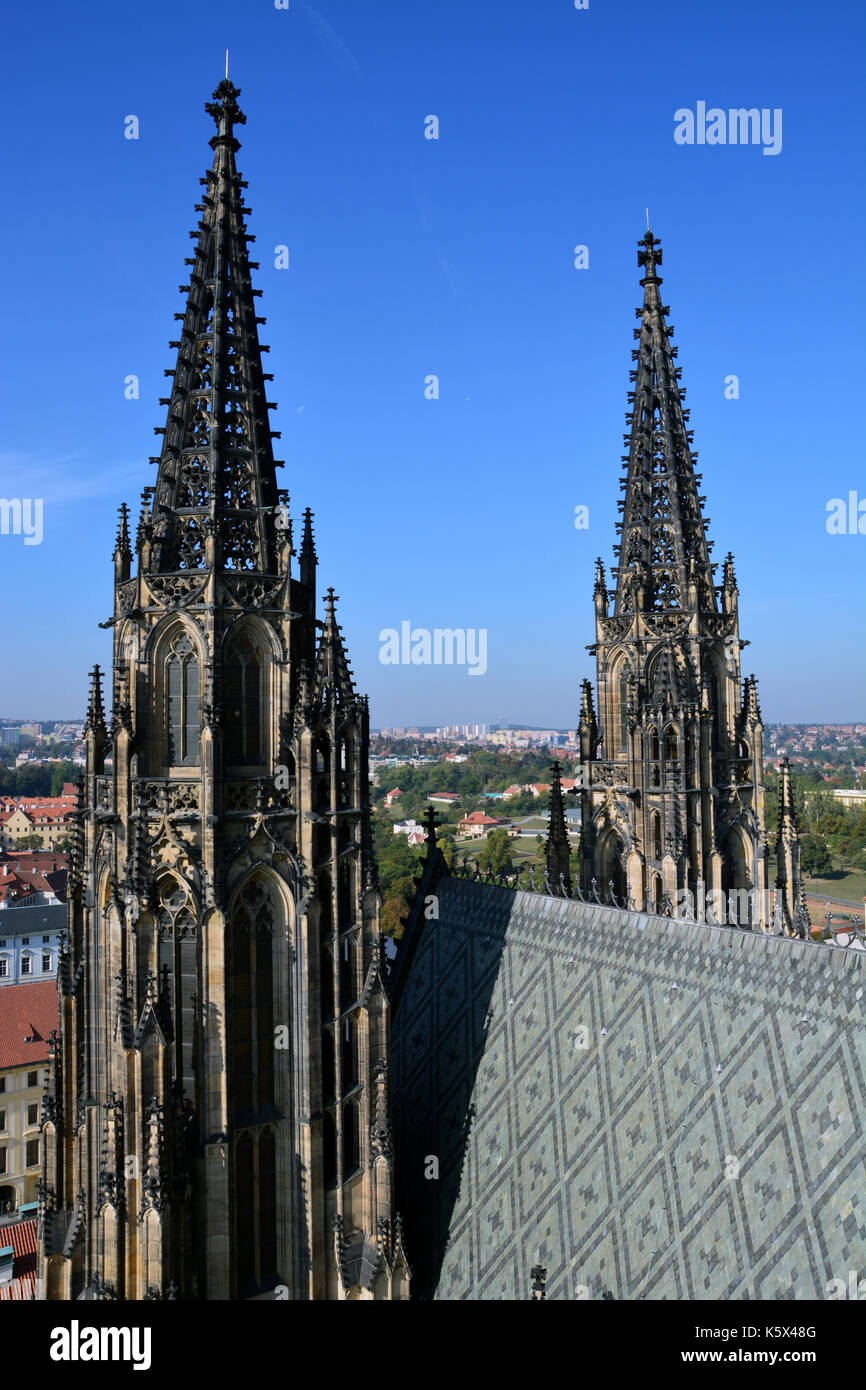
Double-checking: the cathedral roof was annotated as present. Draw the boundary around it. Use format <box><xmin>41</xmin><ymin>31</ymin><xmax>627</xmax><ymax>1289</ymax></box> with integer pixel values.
<box><xmin>391</xmin><ymin>870</ymin><xmax>866</xmax><ymax>1300</ymax></box>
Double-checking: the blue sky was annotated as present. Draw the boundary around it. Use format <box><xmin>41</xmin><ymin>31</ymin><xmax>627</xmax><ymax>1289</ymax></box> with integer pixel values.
<box><xmin>1</xmin><ymin>0</ymin><xmax>863</xmax><ymax>726</ymax></box>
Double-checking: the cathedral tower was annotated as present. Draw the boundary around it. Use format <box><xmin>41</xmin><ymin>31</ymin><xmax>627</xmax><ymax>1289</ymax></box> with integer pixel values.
<box><xmin>578</xmin><ymin>231</ymin><xmax>770</xmax><ymax>927</ymax></box>
<box><xmin>39</xmin><ymin>80</ymin><xmax>408</xmax><ymax>1301</ymax></box>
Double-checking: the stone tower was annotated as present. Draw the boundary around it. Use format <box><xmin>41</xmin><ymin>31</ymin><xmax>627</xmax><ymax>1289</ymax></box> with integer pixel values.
<box><xmin>39</xmin><ymin>79</ymin><xmax>408</xmax><ymax>1301</ymax></box>
<box><xmin>578</xmin><ymin>231</ymin><xmax>769</xmax><ymax>926</ymax></box>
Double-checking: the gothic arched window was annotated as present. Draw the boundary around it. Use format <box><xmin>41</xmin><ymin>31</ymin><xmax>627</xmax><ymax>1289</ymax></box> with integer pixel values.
<box><xmin>664</xmin><ymin>726</ymin><xmax>678</xmax><ymax>762</ymax></box>
<box><xmin>651</xmin><ymin>812</ymin><xmax>662</xmax><ymax>860</ymax></box>
<box><xmin>342</xmin><ymin>1100</ymin><xmax>360</xmax><ymax>1175</ymax></box>
<box><xmin>341</xmin><ymin>1014</ymin><xmax>358</xmax><ymax>1093</ymax></box>
<box><xmin>230</xmin><ymin>878</ymin><xmax>277</xmax><ymax>1124</ymax></box>
<box><xmin>166</xmin><ymin>631</ymin><xmax>200</xmax><ymax>765</ymax></box>
<box><xmin>611</xmin><ymin>660</ymin><xmax>629</xmax><ymax>755</ymax></box>
<box><xmin>225</xmin><ymin>632</ymin><xmax>263</xmax><ymax>765</ymax></box>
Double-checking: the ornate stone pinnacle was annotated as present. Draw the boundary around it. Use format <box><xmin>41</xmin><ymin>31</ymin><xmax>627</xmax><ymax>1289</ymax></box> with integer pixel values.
<box><xmin>205</xmin><ymin>78</ymin><xmax>246</xmax><ymax>131</ymax></box>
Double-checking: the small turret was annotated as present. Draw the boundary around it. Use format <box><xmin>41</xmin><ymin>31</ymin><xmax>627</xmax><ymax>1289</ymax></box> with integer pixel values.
<box><xmin>722</xmin><ymin>552</ymin><xmax>738</xmax><ymax>617</ymax></box>
<box><xmin>545</xmin><ymin>761</ymin><xmax>571</xmax><ymax>896</ymax></box>
<box><xmin>774</xmin><ymin>756</ymin><xmax>803</xmax><ymax>936</ymax></box>
<box><xmin>113</xmin><ymin>503</ymin><xmax>132</xmax><ymax>584</ymax></box>
<box><xmin>578</xmin><ymin>679</ymin><xmax>598</xmax><ymax>765</ymax></box>
<box><xmin>594</xmin><ymin>557</ymin><xmax>608</xmax><ymax>621</ymax></box>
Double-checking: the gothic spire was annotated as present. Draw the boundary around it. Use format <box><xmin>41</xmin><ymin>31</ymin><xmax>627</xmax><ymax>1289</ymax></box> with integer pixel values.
<box><xmin>300</xmin><ymin>507</ymin><xmax>317</xmax><ymax>564</ymax></box>
<box><xmin>85</xmin><ymin>665</ymin><xmax>106</xmax><ymax>735</ymax></box>
<box><xmin>147</xmin><ymin>79</ymin><xmax>283</xmax><ymax>575</ymax></box>
<box><xmin>545</xmin><ymin>761</ymin><xmax>571</xmax><ymax>896</ymax></box>
<box><xmin>313</xmin><ymin>590</ymin><xmax>357</xmax><ymax>706</ymax></box>
<box><xmin>612</xmin><ymin>231</ymin><xmax>716</xmax><ymax>621</ymax></box>
<box><xmin>774</xmin><ymin>756</ymin><xmax>803</xmax><ymax>935</ymax></box>
<box><xmin>114</xmin><ymin>503</ymin><xmax>132</xmax><ymax>562</ymax></box>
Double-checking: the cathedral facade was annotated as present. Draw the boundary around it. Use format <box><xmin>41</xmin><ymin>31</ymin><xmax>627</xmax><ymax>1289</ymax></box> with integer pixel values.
<box><xmin>38</xmin><ymin>81</ymin><xmax>408</xmax><ymax>1301</ymax></box>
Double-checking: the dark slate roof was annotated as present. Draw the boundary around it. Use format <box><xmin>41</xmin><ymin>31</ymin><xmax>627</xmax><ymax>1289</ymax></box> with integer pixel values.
<box><xmin>391</xmin><ymin>868</ymin><xmax>866</xmax><ymax>1300</ymax></box>
<box><xmin>0</xmin><ymin>903</ymin><xmax>67</xmax><ymax>937</ymax></box>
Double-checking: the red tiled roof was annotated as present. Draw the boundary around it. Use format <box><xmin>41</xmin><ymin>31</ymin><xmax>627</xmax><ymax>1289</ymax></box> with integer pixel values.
<box><xmin>5</xmin><ymin>850</ymin><xmax>69</xmax><ymax>870</ymax></box>
<box><xmin>0</xmin><ymin>1217</ymin><xmax>37</xmax><ymax>1301</ymax></box>
<box><xmin>0</xmin><ymin>878</ymin><xmax>38</xmax><ymax>906</ymax></box>
<box><xmin>7</xmin><ymin>1217</ymin><xmax>36</xmax><ymax>1260</ymax></box>
<box><xmin>0</xmin><ymin>980</ymin><xmax>58</xmax><ymax>1069</ymax></box>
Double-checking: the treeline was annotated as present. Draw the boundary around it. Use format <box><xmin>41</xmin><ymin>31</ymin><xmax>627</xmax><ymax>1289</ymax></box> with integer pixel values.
<box><xmin>374</xmin><ymin>749</ymin><xmax>561</xmax><ymax>803</ymax></box>
<box><xmin>0</xmin><ymin>761</ymin><xmax>80</xmax><ymax>799</ymax></box>
<box><xmin>766</xmin><ymin>766</ymin><xmax>866</xmax><ymax>875</ymax></box>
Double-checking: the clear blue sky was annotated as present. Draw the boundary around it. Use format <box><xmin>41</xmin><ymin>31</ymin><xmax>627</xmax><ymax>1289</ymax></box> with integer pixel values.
<box><xmin>1</xmin><ymin>0</ymin><xmax>863</xmax><ymax>726</ymax></box>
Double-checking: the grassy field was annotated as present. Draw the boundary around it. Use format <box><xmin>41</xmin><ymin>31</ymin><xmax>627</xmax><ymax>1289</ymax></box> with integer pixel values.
<box><xmin>803</xmin><ymin>867</ymin><xmax>866</xmax><ymax>907</ymax></box>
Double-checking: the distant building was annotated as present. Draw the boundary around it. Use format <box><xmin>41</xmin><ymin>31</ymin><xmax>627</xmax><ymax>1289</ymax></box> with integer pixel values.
<box><xmin>385</xmin><ymin>788</ymin><xmax>403</xmax><ymax>807</ymax></box>
<box><xmin>833</xmin><ymin>789</ymin><xmax>866</xmax><ymax>808</ymax></box>
<box><xmin>0</xmin><ymin>795</ymin><xmax>76</xmax><ymax>851</ymax></box>
<box><xmin>0</xmin><ymin>730</ymin><xmax>20</xmax><ymax>747</ymax></box>
<box><xmin>0</xmin><ymin>979</ymin><xmax>57</xmax><ymax>1212</ymax></box>
<box><xmin>457</xmin><ymin>812</ymin><xmax>502</xmax><ymax>839</ymax></box>
<box><xmin>428</xmin><ymin>792</ymin><xmax>459</xmax><ymax>805</ymax></box>
<box><xmin>0</xmin><ymin>903</ymin><xmax>66</xmax><ymax>985</ymax></box>
<box><xmin>393</xmin><ymin>819</ymin><xmax>424</xmax><ymax>838</ymax></box>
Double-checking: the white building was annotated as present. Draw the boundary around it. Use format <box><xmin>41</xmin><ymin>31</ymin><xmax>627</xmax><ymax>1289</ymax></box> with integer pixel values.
<box><xmin>0</xmin><ymin>904</ymin><xmax>65</xmax><ymax>987</ymax></box>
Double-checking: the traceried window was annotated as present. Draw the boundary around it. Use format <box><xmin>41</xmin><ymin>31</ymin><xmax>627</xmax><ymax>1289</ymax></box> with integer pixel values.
<box><xmin>611</xmin><ymin>660</ymin><xmax>630</xmax><ymax>755</ymax></box>
<box><xmin>166</xmin><ymin>631</ymin><xmax>200</xmax><ymax>765</ymax></box>
<box><xmin>651</xmin><ymin>812</ymin><xmax>662</xmax><ymax>860</ymax></box>
<box><xmin>230</xmin><ymin>876</ymin><xmax>280</xmax><ymax>1298</ymax></box>
<box><xmin>225</xmin><ymin>633</ymin><xmax>263</xmax><ymax>764</ymax></box>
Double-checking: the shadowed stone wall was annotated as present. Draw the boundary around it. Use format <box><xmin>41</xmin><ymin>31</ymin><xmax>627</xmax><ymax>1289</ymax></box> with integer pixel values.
<box><xmin>392</xmin><ymin>878</ymin><xmax>866</xmax><ymax>1300</ymax></box>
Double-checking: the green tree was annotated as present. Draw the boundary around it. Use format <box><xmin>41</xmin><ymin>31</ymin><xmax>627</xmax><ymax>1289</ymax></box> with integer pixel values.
<box><xmin>801</xmin><ymin>833</ymin><xmax>833</xmax><ymax>876</ymax></box>
<box><xmin>16</xmin><ymin>834</ymin><xmax>45</xmax><ymax>850</ymax></box>
<box><xmin>50</xmin><ymin>762</ymin><xmax>80</xmax><ymax>797</ymax></box>
<box><xmin>477</xmin><ymin>828</ymin><xmax>514</xmax><ymax>877</ymax></box>
<box><xmin>377</xmin><ymin>834</ymin><xmax>422</xmax><ymax>899</ymax></box>
<box><xmin>437</xmin><ymin>834</ymin><xmax>456</xmax><ymax>870</ymax></box>
<box><xmin>14</xmin><ymin>766</ymin><xmax>53</xmax><ymax>797</ymax></box>
<box><xmin>380</xmin><ymin>896</ymin><xmax>409</xmax><ymax>939</ymax></box>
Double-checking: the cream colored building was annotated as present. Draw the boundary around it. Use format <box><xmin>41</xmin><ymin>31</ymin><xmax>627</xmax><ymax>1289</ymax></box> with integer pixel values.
<box><xmin>0</xmin><ymin>980</ymin><xmax>56</xmax><ymax>1214</ymax></box>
